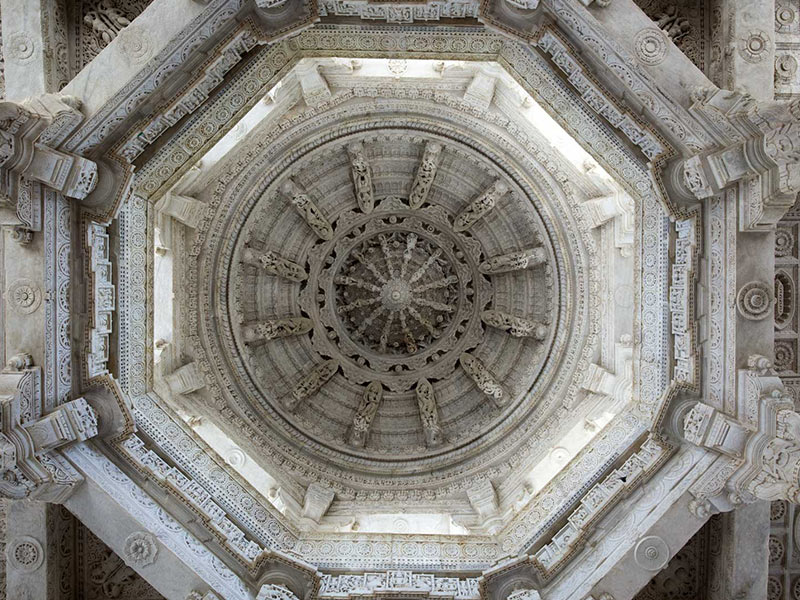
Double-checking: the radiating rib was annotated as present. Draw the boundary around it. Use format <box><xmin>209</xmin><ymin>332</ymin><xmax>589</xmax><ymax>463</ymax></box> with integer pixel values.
<box><xmin>400</xmin><ymin>233</ymin><xmax>418</xmax><ymax>278</ymax></box>
<box><xmin>378</xmin><ymin>312</ymin><xmax>396</xmax><ymax>353</ymax></box>
<box><xmin>409</xmin><ymin>249</ymin><xmax>442</xmax><ymax>284</ymax></box>
<box><xmin>337</xmin><ymin>297</ymin><xmax>380</xmax><ymax>314</ymax></box>
<box><xmin>413</xmin><ymin>297</ymin><xmax>455</xmax><ymax>313</ymax></box>
<box><xmin>379</xmin><ymin>234</ymin><xmax>397</xmax><ymax>278</ymax></box>
<box><xmin>289</xmin><ymin>360</ymin><xmax>339</xmax><ymax>409</ymax></box>
<box><xmin>406</xmin><ymin>306</ymin><xmax>438</xmax><ymax>337</ymax></box>
<box><xmin>242</xmin><ymin>317</ymin><xmax>313</xmax><ymax>342</ymax></box>
<box><xmin>481</xmin><ymin>310</ymin><xmax>548</xmax><ymax>340</ymax></box>
<box><xmin>334</xmin><ymin>275</ymin><xmax>382</xmax><ymax>293</ymax></box>
<box><xmin>353</xmin><ymin>250</ymin><xmax>387</xmax><ymax>283</ymax></box>
<box><xmin>413</xmin><ymin>275</ymin><xmax>458</xmax><ymax>293</ymax></box>
<box><xmin>348</xmin><ymin>381</ymin><xmax>383</xmax><ymax>447</ymax></box>
<box><xmin>460</xmin><ymin>352</ymin><xmax>505</xmax><ymax>407</ymax></box>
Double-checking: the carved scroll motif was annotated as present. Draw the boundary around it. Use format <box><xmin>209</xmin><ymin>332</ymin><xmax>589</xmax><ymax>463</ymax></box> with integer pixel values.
<box><xmin>347</xmin><ymin>142</ymin><xmax>374</xmax><ymax>213</ymax></box>
<box><xmin>409</xmin><ymin>142</ymin><xmax>442</xmax><ymax>209</ymax></box>
<box><xmin>415</xmin><ymin>379</ymin><xmax>443</xmax><ymax>447</ymax></box>
<box><xmin>289</xmin><ymin>360</ymin><xmax>339</xmax><ymax>409</ymax></box>
<box><xmin>481</xmin><ymin>310</ymin><xmax>548</xmax><ymax>340</ymax></box>
<box><xmin>281</xmin><ymin>179</ymin><xmax>334</xmax><ymax>240</ymax></box>
<box><xmin>479</xmin><ymin>247</ymin><xmax>546</xmax><ymax>274</ymax></box>
<box><xmin>242</xmin><ymin>318</ymin><xmax>313</xmax><ymax>342</ymax></box>
<box><xmin>460</xmin><ymin>352</ymin><xmax>504</xmax><ymax>406</ymax></box>
<box><xmin>348</xmin><ymin>381</ymin><xmax>383</xmax><ymax>447</ymax></box>
<box><xmin>453</xmin><ymin>180</ymin><xmax>508</xmax><ymax>232</ymax></box>
<box><xmin>242</xmin><ymin>247</ymin><xmax>308</xmax><ymax>282</ymax></box>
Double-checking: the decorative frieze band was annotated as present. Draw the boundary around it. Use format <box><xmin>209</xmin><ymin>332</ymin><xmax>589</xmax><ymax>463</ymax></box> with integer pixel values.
<box><xmin>86</xmin><ymin>222</ymin><xmax>114</xmax><ymax>379</ymax></box>
<box><xmin>536</xmin><ymin>30</ymin><xmax>665</xmax><ymax>161</ymax></box>
<box><xmin>670</xmin><ymin>215</ymin><xmax>699</xmax><ymax>386</ymax></box>
<box><xmin>318</xmin><ymin>570</ymin><xmax>480</xmax><ymax>599</ymax></box>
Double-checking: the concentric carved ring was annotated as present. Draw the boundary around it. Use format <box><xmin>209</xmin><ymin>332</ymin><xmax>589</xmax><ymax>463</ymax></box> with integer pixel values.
<box><xmin>737</xmin><ymin>280</ymin><xmax>774</xmax><ymax>320</ymax></box>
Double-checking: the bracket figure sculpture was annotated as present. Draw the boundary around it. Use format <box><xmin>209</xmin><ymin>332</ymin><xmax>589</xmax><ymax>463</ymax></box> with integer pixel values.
<box><xmin>674</xmin><ymin>89</ymin><xmax>800</xmax><ymax>230</ymax></box>
<box><xmin>683</xmin><ymin>355</ymin><xmax>800</xmax><ymax>512</ymax></box>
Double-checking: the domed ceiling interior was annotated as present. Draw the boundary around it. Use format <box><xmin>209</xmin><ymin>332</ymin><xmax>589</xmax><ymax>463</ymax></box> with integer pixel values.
<box><xmin>147</xmin><ymin>55</ymin><xmax>642</xmax><ymax>542</ymax></box>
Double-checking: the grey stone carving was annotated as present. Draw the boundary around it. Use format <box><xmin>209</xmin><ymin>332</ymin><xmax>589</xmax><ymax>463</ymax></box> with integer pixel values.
<box><xmin>415</xmin><ymin>379</ymin><xmax>443</xmax><ymax>447</ymax></box>
<box><xmin>289</xmin><ymin>360</ymin><xmax>339</xmax><ymax>409</ymax></box>
<box><xmin>348</xmin><ymin>142</ymin><xmax>374</xmax><ymax>213</ymax></box>
<box><xmin>242</xmin><ymin>318</ymin><xmax>313</xmax><ymax>342</ymax></box>
<box><xmin>281</xmin><ymin>178</ymin><xmax>334</xmax><ymax>240</ymax></box>
<box><xmin>348</xmin><ymin>381</ymin><xmax>383</xmax><ymax>447</ymax></box>
<box><xmin>122</xmin><ymin>531</ymin><xmax>158</xmax><ymax>568</ymax></box>
<box><xmin>479</xmin><ymin>247</ymin><xmax>546</xmax><ymax>274</ymax></box>
<box><xmin>460</xmin><ymin>352</ymin><xmax>504</xmax><ymax>405</ymax></box>
<box><xmin>301</xmin><ymin>483</ymin><xmax>335</xmax><ymax>524</ymax></box>
<box><xmin>453</xmin><ymin>180</ymin><xmax>508</xmax><ymax>232</ymax></box>
<box><xmin>409</xmin><ymin>142</ymin><xmax>442</xmax><ymax>209</ymax></box>
<box><xmin>481</xmin><ymin>310</ymin><xmax>548</xmax><ymax>340</ymax></box>
<box><xmin>241</xmin><ymin>247</ymin><xmax>308</xmax><ymax>282</ymax></box>
<box><xmin>84</xmin><ymin>0</ymin><xmax>131</xmax><ymax>45</ymax></box>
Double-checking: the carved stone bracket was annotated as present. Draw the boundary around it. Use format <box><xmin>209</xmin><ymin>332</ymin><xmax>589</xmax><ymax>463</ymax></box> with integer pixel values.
<box><xmin>87</xmin><ymin>222</ymin><xmax>114</xmax><ymax>378</ymax></box>
<box><xmin>683</xmin><ymin>356</ymin><xmax>800</xmax><ymax>510</ymax></box>
<box><xmin>0</xmin><ymin>96</ymin><xmax>97</xmax><ymax>206</ymax></box>
<box><xmin>0</xmin><ymin>367</ymin><xmax>98</xmax><ymax>502</ymax></box>
<box><xmin>676</xmin><ymin>89</ymin><xmax>800</xmax><ymax>230</ymax></box>
<box><xmin>301</xmin><ymin>483</ymin><xmax>335</xmax><ymax>525</ymax></box>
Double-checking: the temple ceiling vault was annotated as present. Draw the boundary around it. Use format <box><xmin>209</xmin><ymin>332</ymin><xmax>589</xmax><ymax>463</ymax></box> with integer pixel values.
<box><xmin>0</xmin><ymin>0</ymin><xmax>798</xmax><ymax>599</ymax></box>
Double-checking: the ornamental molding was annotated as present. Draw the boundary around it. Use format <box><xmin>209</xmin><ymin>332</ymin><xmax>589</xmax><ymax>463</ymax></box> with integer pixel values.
<box><xmin>86</xmin><ymin>221</ymin><xmax>114</xmax><ymax>379</ymax></box>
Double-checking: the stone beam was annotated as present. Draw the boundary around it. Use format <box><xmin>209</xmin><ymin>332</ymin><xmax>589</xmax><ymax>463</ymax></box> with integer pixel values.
<box><xmin>708</xmin><ymin>502</ymin><xmax>770</xmax><ymax>600</ymax></box>
<box><xmin>63</xmin><ymin>443</ymin><xmax>251</xmax><ymax>600</ymax></box>
<box><xmin>0</xmin><ymin>0</ymin><xmax>66</xmax><ymax>100</ymax></box>
<box><xmin>60</xmin><ymin>0</ymin><xmax>210</xmax><ymax>118</ymax></box>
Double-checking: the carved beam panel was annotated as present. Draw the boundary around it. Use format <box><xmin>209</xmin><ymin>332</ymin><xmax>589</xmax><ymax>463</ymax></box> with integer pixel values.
<box><xmin>415</xmin><ymin>378</ymin><xmax>443</xmax><ymax>447</ymax></box>
<box><xmin>479</xmin><ymin>247</ymin><xmax>546</xmax><ymax>274</ymax></box>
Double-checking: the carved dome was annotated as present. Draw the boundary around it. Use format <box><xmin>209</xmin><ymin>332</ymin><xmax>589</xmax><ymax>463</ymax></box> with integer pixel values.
<box><xmin>232</xmin><ymin>133</ymin><xmax>558</xmax><ymax>458</ymax></box>
<box><xmin>189</xmin><ymin>86</ymin><xmax>600</xmax><ymax>498</ymax></box>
